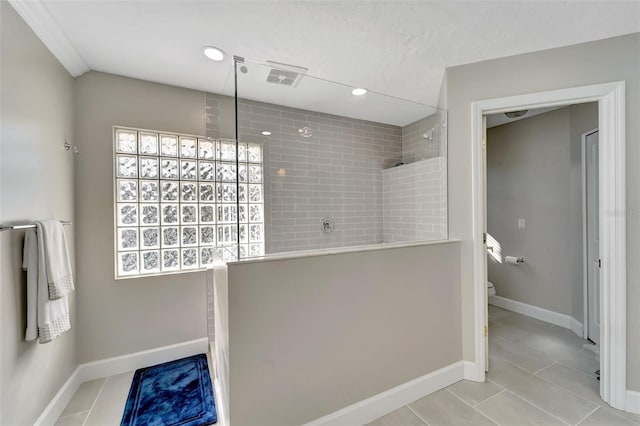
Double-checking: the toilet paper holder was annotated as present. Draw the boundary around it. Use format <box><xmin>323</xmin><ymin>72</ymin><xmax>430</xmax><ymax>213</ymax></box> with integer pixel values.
<box><xmin>504</xmin><ymin>256</ymin><xmax>525</xmax><ymax>265</ymax></box>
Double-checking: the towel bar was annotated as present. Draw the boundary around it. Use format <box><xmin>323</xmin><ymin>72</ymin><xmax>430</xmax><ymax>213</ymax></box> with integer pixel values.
<box><xmin>0</xmin><ymin>220</ymin><xmax>72</xmax><ymax>232</ymax></box>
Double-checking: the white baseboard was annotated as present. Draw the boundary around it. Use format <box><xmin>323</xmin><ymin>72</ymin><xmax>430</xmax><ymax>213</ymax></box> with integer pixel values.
<box><xmin>303</xmin><ymin>361</ymin><xmax>464</xmax><ymax>426</ymax></box>
<box><xmin>627</xmin><ymin>390</ymin><xmax>640</xmax><ymax>414</ymax></box>
<box><xmin>463</xmin><ymin>361</ymin><xmax>483</xmax><ymax>382</ymax></box>
<box><xmin>35</xmin><ymin>338</ymin><xmax>209</xmax><ymax>426</ymax></box>
<box><xmin>490</xmin><ymin>296</ymin><xmax>583</xmax><ymax>337</ymax></box>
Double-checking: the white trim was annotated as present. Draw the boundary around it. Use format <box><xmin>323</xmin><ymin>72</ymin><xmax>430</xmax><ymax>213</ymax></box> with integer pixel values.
<box><xmin>471</xmin><ymin>81</ymin><xmax>627</xmax><ymax>410</ymax></box>
<box><xmin>463</xmin><ymin>361</ymin><xmax>482</xmax><ymax>381</ymax></box>
<box><xmin>35</xmin><ymin>338</ymin><xmax>208</xmax><ymax>425</ymax></box>
<box><xmin>626</xmin><ymin>390</ymin><xmax>640</xmax><ymax>414</ymax></box>
<box><xmin>302</xmin><ymin>361</ymin><xmax>464</xmax><ymax>426</ymax></box>
<box><xmin>7</xmin><ymin>0</ymin><xmax>89</xmax><ymax>77</ymax></box>
<box><xmin>489</xmin><ymin>297</ymin><xmax>582</xmax><ymax>337</ymax></box>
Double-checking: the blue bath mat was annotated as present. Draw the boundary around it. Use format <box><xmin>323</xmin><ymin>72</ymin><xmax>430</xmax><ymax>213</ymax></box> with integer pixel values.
<box><xmin>121</xmin><ymin>354</ymin><xmax>217</xmax><ymax>426</ymax></box>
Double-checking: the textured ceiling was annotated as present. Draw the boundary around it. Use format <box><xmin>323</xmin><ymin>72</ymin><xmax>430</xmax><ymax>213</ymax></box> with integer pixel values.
<box><xmin>23</xmin><ymin>1</ymin><xmax>640</xmax><ymax>123</ymax></box>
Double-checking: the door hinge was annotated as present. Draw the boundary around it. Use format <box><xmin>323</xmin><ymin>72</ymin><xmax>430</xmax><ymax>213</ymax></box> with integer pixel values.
<box><xmin>599</xmin><ymin>259</ymin><xmax>602</xmax><ymax>268</ymax></box>
<box><xmin>483</xmin><ymin>232</ymin><xmax>487</xmax><ymax>244</ymax></box>
<box><xmin>484</xmin><ymin>325</ymin><xmax>488</xmax><ymax>337</ymax></box>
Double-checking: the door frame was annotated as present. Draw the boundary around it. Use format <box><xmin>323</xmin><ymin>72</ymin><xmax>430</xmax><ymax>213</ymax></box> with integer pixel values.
<box><xmin>582</xmin><ymin>128</ymin><xmax>600</xmax><ymax>342</ymax></box>
<box><xmin>470</xmin><ymin>81</ymin><xmax>626</xmax><ymax>410</ymax></box>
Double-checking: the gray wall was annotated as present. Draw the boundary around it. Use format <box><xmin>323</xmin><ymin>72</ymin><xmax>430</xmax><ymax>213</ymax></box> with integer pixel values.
<box><xmin>487</xmin><ymin>104</ymin><xmax>597</xmax><ymax>320</ymax></box>
<box><xmin>74</xmin><ymin>72</ymin><xmax>208</xmax><ymax>363</ymax></box>
<box><xmin>0</xmin><ymin>3</ymin><xmax>77</xmax><ymax>424</ymax></box>
<box><xmin>227</xmin><ymin>242</ymin><xmax>461</xmax><ymax>426</ymax></box>
<box><xmin>447</xmin><ymin>33</ymin><xmax>640</xmax><ymax>389</ymax></box>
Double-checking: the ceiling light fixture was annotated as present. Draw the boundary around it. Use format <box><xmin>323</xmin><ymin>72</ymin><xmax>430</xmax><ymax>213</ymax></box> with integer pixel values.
<box><xmin>202</xmin><ymin>46</ymin><xmax>226</xmax><ymax>61</ymax></box>
<box><xmin>261</xmin><ymin>131</ymin><xmax>271</xmax><ymax>136</ymax></box>
<box><xmin>352</xmin><ymin>88</ymin><xmax>368</xmax><ymax>96</ymax></box>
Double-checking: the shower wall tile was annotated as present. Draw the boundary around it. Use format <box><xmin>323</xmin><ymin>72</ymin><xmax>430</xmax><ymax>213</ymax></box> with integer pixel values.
<box><xmin>382</xmin><ymin>157</ymin><xmax>448</xmax><ymax>243</ymax></box>
<box><xmin>402</xmin><ymin>112</ymin><xmax>446</xmax><ymax>163</ymax></box>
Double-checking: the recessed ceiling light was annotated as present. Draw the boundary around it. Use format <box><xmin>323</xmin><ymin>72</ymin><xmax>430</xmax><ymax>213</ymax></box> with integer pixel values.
<box><xmin>352</xmin><ymin>88</ymin><xmax>367</xmax><ymax>96</ymax></box>
<box><xmin>261</xmin><ymin>131</ymin><xmax>272</xmax><ymax>136</ymax></box>
<box><xmin>202</xmin><ymin>46</ymin><xmax>225</xmax><ymax>61</ymax></box>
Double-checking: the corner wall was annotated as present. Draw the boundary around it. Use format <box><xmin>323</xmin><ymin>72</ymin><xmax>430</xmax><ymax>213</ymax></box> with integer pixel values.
<box><xmin>446</xmin><ymin>33</ymin><xmax>640</xmax><ymax>389</ymax></box>
<box><xmin>0</xmin><ymin>3</ymin><xmax>76</xmax><ymax>424</ymax></box>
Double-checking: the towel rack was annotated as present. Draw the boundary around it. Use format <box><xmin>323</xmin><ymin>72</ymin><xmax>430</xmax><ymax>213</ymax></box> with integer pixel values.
<box><xmin>0</xmin><ymin>220</ymin><xmax>72</xmax><ymax>232</ymax></box>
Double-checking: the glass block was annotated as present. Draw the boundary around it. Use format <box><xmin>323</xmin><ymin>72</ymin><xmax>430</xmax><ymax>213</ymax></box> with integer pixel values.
<box><xmin>181</xmin><ymin>226</ymin><xmax>198</xmax><ymax>246</ymax></box>
<box><xmin>249</xmin><ymin>204</ymin><xmax>263</xmax><ymax>222</ymax></box>
<box><xmin>161</xmin><ymin>182</ymin><xmax>179</xmax><ymax>202</ymax></box>
<box><xmin>160</xmin><ymin>134</ymin><xmax>178</xmax><ymax>156</ymax></box>
<box><xmin>216</xmin><ymin>246</ymin><xmax>238</xmax><ymax>262</ymax></box>
<box><xmin>217</xmin><ymin>204</ymin><xmax>237</xmax><ymax>223</ymax></box>
<box><xmin>248</xmin><ymin>143</ymin><xmax>262</xmax><ymax>162</ymax></box>
<box><xmin>116</xmin><ymin>129</ymin><xmax>137</xmax><ymax>154</ymax></box>
<box><xmin>238</xmin><ymin>164</ymin><xmax>247</xmax><ymax>183</ymax></box>
<box><xmin>180</xmin><ymin>137</ymin><xmax>197</xmax><ymax>158</ymax></box>
<box><xmin>239</xmin><ymin>204</ymin><xmax>247</xmax><ymax>222</ymax></box>
<box><xmin>216</xmin><ymin>162</ymin><xmax>236</xmax><ymax>182</ymax></box>
<box><xmin>118</xmin><ymin>228</ymin><xmax>138</xmax><ymax>250</ymax></box>
<box><xmin>161</xmin><ymin>159</ymin><xmax>179</xmax><ymax>179</ymax></box>
<box><xmin>182</xmin><ymin>248</ymin><xmax>198</xmax><ymax>269</ymax></box>
<box><xmin>161</xmin><ymin>204</ymin><xmax>179</xmax><ymax>225</ymax></box>
<box><xmin>216</xmin><ymin>183</ymin><xmax>237</xmax><ymax>203</ymax></box>
<box><xmin>238</xmin><ymin>184</ymin><xmax>248</xmax><ymax>202</ymax></box>
<box><xmin>249</xmin><ymin>184</ymin><xmax>263</xmax><ymax>203</ymax></box>
<box><xmin>239</xmin><ymin>224</ymin><xmax>248</xmax><ymax>243</ymax></box>
<box><xmin>141</xmin><ymin>250</ymin><xmax>160</xmax><ymax>273</ymax></box>
<box><xmin>181</xmin><ymin>183</ymin><xmax>197</xmax><ymax>202</ymax></box>
<box><xmin>117</xmin><ymin>155</ymin><xmax>138</xmax><ymax>178</ymax></box>
<box><xmin>200</xmin><ymin>247</ymin><xmax>215</xmax><ymax>266</ymax></box>
<box><xmin>217</xmin><ymin>225</ymin><xmax>238</xmax><ymax>244</ymax></box>
<box><xmin>238</xmin><ymin>143</ymin><xmax>247</xmax><ymax>162</ymax></box>
<box><xmin>218</xmin><ymin>140</ymin><xmax>236</xmax><ymax>161</ymax></box>
<box><xmin>248</xmin><ymin>165</ymin><xmax>262</xmax><ymax>183</ymax></box>
<box><xmin>140</xmin><ymin>227</ymin><xmax>160</xmax><ymax>249</ymax></box>
<box><xmin>139</xmin><ymin>133</ymin><xmax>158</xmax><ymax>155</ymax></box>
<box><xmin>249</xmin><ymin>224</ymin><xmax>263</xmax><ymax>242</ymax></box>
<box><xmin>200</xmin><ymin>184</ymin><xmax>215</xmax><ymax>202</ymax></box>
<box><xmin>239</xmin><ymin>244</ymin><xmax>248</xmax><ymax>258</ymax></box>
<box><xmin>117</xmin><ymin>180</ymin><xmax>138</xmax><ymax>201</ymax></box>
<box><xmin>181</xmin><ymin>160</ymin><xmax>197</xmax><ymax>180</ymax></box>
<box><xmin>181</xmin><ymin>204</ymin><xmax>198</xmax><ymax>223</ymax></box>
<box><xmin>139</xmin><ymin>181</ymin><xmax>159</xmax><ymax>202</ymax></box>
<box><xmin>249</xmin><ymin>243</ymin><xmax>264</xmax><ymax>257</ymax></box>
<box><xmin>140</xmin><ymin>157</ymin><xmax>159</xmax><ymax>179</ymax></box>
<box><xmin>117</xmin><ymin>203</ymin><xmax>138</xmax><ymax>226</ymax></box>
<box><xmin>162</xmin><ymin>249</ymin><xmax>180</xmax><ymax>271</ymax></box>
<box><xmin>161</xmin><ymin>226</ymin><xmax>179</xmax><ymax>247</ymax></box>
<box><xmin>141</xmin><ymin>204</ymin><xmax>160</xmax><ymax>225</ymax></box>
<box><xmin>200</xmin><ymin>226</ymin><xmax>215</xmax><ymax>245</ymax></box>
<box><xmin>199</xmin><ymin>161</ymin><xmax>215</xmax><ymax>181</ymax></box>
<box><xmin>198</xmin><ymin>139</ymin><xmax>215</xmax><ymax>159</ymax></box>
<box><xmin>118</xmin><ymin>252</ymin><xmax>139</xmax><ymax>276</ymax></box>
<box><xmin>200</xmin><ymin>205</ymin><xmax>215</xmax><ymax>223</ymax></box>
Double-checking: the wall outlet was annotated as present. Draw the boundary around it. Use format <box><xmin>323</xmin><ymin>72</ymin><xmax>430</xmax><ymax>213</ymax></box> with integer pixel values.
<box><xmin>518</xmin><ymin>218</ymin><xmax>526</xmax><ymax>229</ymax></box>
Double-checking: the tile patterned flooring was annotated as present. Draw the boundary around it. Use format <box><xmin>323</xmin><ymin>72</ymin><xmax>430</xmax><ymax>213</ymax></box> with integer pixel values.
<box><xmin>57</xmin><ymin>306</ymin><xmax>639</xmax><ymax>425</ymax></box>
<box><xmin>368</xmin><ymin>305</ymin><xmax>640</xmax><ymax>426</ymax></box>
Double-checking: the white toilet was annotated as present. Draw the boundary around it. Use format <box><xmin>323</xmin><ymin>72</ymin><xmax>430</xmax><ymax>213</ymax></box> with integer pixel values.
<box><xmin>488</xmin><ymin>281</ymin><xmax>496</xmax><ymax>298</ymax></box>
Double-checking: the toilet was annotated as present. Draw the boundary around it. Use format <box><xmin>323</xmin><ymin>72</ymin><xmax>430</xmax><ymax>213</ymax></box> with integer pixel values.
<box><xmin>488</xmin><ymin>281</ymin><xmax>496</xmax><ymax>298</ymax></box>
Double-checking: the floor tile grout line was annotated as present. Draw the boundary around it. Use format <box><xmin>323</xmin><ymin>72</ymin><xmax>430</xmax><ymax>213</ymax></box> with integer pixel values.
<box><xmin>532</xmin><ymin>361</ymin><xmax>557</xmax><ymax>376</ymax></box>
<box><xmin>469</xmin><ymin>388</ymin><xmax>506</xmax><ymax>408</ymax></box>
<box><xmin>575</xmin><ymin>405</ymin><xmax>601</xmax><ymax>426</ymax></box>
<box><xmin>405</xmin><ymin>404</ymin><xmax>431</xmax><ymax>426</ymax></box>
<box><xmin>444</xmin><ymin>388</ymin><xmax>499</xmax><ymax>425</ymax></box>
<box><xmin>81</xmin><ymin>378</ymin><xmax>108</xmax><ymax>426</ymax></box>
<box><xmin>529</xmin><ymin>367</ymin><xmax>601</xmax><ymax>410</ymax></box>
<box><xmin>498</xmin><ymin>389</ymin><xmax>572</xmax><ymax>426</ymax></box>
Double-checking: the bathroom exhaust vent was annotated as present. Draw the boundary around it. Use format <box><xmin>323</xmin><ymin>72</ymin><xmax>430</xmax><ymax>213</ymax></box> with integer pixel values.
<box><xmin>265</xmin><ymin>61</ymin><xmax>307</xmax><ymax>87</ymax></box>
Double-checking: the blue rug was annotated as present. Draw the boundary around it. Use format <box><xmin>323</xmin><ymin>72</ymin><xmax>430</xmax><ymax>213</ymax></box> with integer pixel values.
<box><xmin>121</xmin><ymin>354</ymin><xmax>217</xmax><ymax>426</ymax></box>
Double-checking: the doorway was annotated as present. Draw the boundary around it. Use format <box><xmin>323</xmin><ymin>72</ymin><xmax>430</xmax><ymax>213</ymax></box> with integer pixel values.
<box><xmin>469</xmin><ymin>81</ymin><xmax>627</xmax><ymax>411</ymax></box>
<box><xmin>583</xmin><ymin>129</ymin><xmax>600</xmax><ymax>347</ymax></box>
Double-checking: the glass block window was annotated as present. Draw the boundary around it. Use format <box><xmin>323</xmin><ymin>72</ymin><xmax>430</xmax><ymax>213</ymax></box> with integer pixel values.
<box><xmin>114</xmin><ymin>127</ymin><xmax>264</xmax><ymax>278</ymax></box>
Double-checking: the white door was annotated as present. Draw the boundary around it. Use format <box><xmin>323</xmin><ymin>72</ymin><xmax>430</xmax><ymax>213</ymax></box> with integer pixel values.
<box><xmin>585</xmin><ymin>130</ymin><xmax>600</xmax><ymax>345</ymax></box>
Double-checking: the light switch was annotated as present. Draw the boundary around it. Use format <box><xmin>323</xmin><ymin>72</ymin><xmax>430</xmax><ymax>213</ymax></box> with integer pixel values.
<box><xmin>518</xmin><ymin>218</ymin><xmax>526</xmax><ymax>229</ymax></box>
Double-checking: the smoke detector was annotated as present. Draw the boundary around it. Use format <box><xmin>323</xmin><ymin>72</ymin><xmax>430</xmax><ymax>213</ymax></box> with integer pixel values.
<box><xmin>265</xmin><ymin>61</ymin><xmax>307</xmax><ymax>87</ymax></box>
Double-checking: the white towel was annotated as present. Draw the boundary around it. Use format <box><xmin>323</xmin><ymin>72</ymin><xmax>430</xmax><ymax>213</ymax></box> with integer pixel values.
<box><xmin>23</xmin><ymin>227</ymin><xmax>71</xmax><ymax>343</ymax></box>
<box><xmin>35</xmin><ymin>219</ymin><xmax>74</xmax><ymax>300</ymax></box>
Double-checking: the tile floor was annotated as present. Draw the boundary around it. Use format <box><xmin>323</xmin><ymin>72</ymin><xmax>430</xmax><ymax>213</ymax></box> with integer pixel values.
<box><xmin>57</xmin><ymin>306</ymin><xmax>639</xmax><ymax>425</ymax></box>
<box><xmin>367</xmin><ymin>305</ymin><xmax>640</xmax><ymax>426</ymax></box>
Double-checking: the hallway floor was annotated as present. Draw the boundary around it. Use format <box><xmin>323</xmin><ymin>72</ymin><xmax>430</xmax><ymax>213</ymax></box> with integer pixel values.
<box><xmin>368</xmin><ymin>305</ymin><xmax>639</xmax><ymax>426</ymax></box>
<box><xmin>56</xmin><ymin>306</ymin><xmax>639</xmax><ymax>425</ymax></box>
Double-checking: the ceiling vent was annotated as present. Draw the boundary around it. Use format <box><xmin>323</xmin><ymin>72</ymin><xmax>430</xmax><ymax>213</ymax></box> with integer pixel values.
<box><xmin>265</xmin><ymin>61</ymin><xmax>307</xmax><ymax>88</ymax></box>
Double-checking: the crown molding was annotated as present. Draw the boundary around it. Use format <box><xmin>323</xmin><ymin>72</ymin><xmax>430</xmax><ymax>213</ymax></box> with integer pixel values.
<box><xmin>8</xmin><ymin>0</ymin><xmax>89</xmax><ymax>77</ymax></box>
